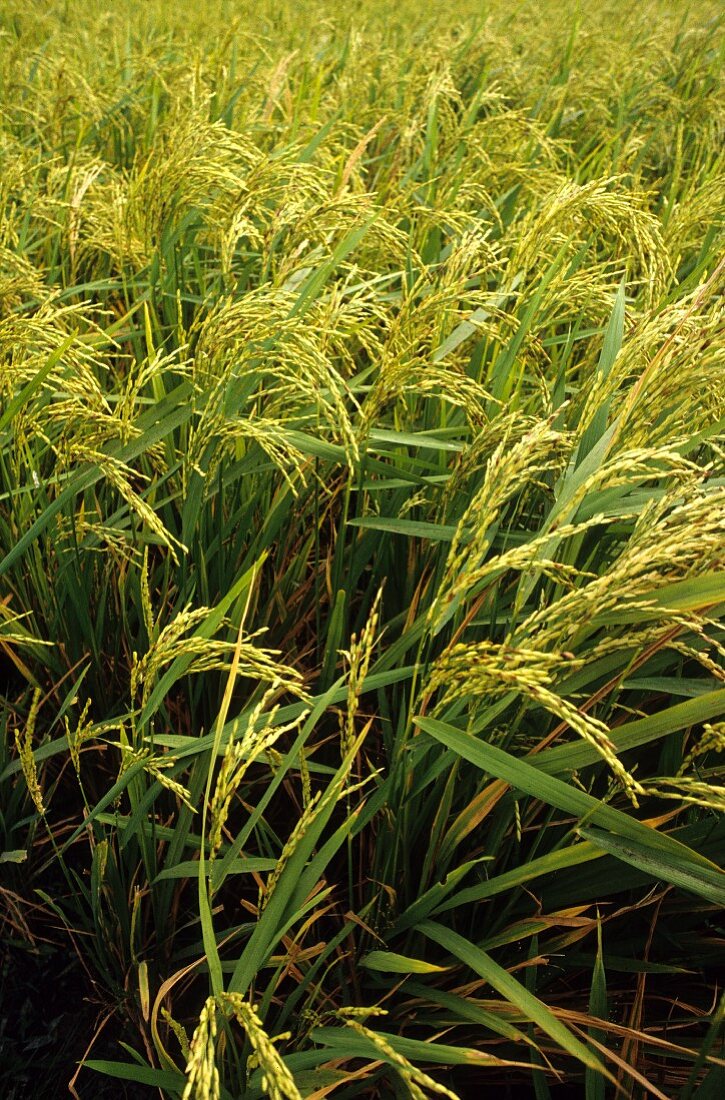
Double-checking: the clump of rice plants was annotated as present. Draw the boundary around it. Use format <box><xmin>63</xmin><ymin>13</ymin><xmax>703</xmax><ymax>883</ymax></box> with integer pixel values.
<box><xmin>1</xmin><ymin>1</ymin><xmax>723</xmax><ymax>1097</ymax></box>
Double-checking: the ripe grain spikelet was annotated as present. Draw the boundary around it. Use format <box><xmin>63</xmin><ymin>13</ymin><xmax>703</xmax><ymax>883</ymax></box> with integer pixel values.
<box><xmin>64</xmin><ymin>698</ymin><xmax>94</xmax><ymax>774</ymax></box>
<box><xmin>342</xmin><ymin>1015</ymin><xmax>461</xmax><ymax>1100</ymax></box>
<box><xmin>14</xmin><ymin>687</ymin><xmax>45</xmax><ymax>815</ymax></box>
<box><xmin>182</xmin><ymin>996</ymin><xmax>220</xmax><ymax>1100</ymax></box>
<box><xmin>209</xmin><ymin>690</ymin><xmax>309</xmax><ymax>861</ymax></box>
<box><xmin>428</xmin><ymin>419</ymin><xmax>567</xmax><ymax>633</ymax></box>
<box><xmin>339</xmin><ymin>589</ymin><xmax>382</xmax><ymax>758</ymax></box>
<box><xmin>222</xmin><ymin>994</ymin><xmax>302</xmax><ymax>1100</ymax></box>
<box><xmin>428</xmin><ymin>641</ymin><xmax>642</xmax><ymax>800</ymax></box>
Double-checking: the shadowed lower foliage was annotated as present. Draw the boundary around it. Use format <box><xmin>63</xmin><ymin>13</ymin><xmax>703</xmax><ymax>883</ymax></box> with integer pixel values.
<box><xmin>1</xmin><ymin>0</ymin><xmax>724</xmax><ymax>1097</ymax></box>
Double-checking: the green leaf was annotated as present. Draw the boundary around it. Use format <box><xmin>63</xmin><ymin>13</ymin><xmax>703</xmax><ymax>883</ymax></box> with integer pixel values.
<box><xmin>291</xmin><ymin>216</ymin><xmax>377</xmax><ymax>316</ymax></box>
<box><xmin>360</xmin><ymin>950</ymin><xmax>449</xmax><ymax>974</ymax></box>
<box><xmin>153</xmin><ymin>857</ymin><xmax>276</xmax><ymax>883</ymax></box>
<box><xmin>577</xmin><ymin>280</ymin><xmax>625</xmax><ymax>464</ymax></box>
<box><xmin>0</xmin><ymin>380</ymin><xmax>195</xmax><ymax>578</ymax></box>
<box><xmin>311</xmin><ymin>1025</ymin><xmax>509</xmax><ymax>1067</ymax></box>
<box><xmin>84</xmin><ymin>1060</ymin><xmax>185</xmax><ymax>1092</ymax></box>
<box><xmin>367</xmin><ymin>428</ymin><xmax>465</xmax><ymax>452</ymax></box>
<box><xmin>586</xmin><ymin>919</ymin><xmax>607</xmax><ymax>1100</ymax></box>
<box><xmin>0</xmin><ymin>849</ymin><xmax>27</xmax><ymax>864</ymax></box>
<box><xmin>578</xmin><ymin>827</ymin><xmax>725</xmax><ymax>907</ymax></box>
<box><xmin>419</xmin><ymin>921</ymin><xmax>609</xmax><ymax>1075</ymax></box>
<box><xmin>535</xmin><ymin>689</ymin><xmax>725</xmax><ymax>776</ymax></box>
<box><xmin>0</xmin><ymin>335</ymin><xmax>76</xmax><ymax>434</ymax></box>
<box><xmin>433</xmin><ymin>841</ymin><xmax>604</xmax><ymax>915</ymax></box>
<box><xmin>347</xmin><ymin>516</ymin><xmax>457</xmax><ymax>541</ymax></box>
<box><xmin>416</xmin><ymin>716</ymin><xmax>724</xmax><ymax>905</ymax></box>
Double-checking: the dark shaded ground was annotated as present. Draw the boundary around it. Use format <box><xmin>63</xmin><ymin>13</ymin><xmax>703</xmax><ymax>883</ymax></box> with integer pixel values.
<box><xmin>4</xmin><ymin>928</ymin><xmax>722</xmax><ymax>1098</ymax></box>
<box><xmin>0</xmin><ymin>939</ymin><xmax>152</xmax><ymax>1100</ymax></box>
<box><xmin>0</xmin><ymin>941</ymin><xmax>592</xmax><ymax>1099</ymax></box>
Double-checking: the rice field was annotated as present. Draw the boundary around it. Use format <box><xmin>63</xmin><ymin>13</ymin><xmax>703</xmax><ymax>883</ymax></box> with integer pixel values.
<box><xmin>1</xmin><ymin>1</ymin><xmax>724</xmax><ymax>1097</ymax></box>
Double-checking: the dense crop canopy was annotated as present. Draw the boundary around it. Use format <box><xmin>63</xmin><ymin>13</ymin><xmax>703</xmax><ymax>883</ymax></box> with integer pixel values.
<box><xmin>1</xmin><ymin>1</ymin><xmax>723</xmax><ymax>1097</ymax></box>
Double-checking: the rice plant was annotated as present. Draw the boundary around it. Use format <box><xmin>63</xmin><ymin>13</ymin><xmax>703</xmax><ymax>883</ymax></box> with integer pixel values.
<box><xmin>1</xmin><ymin>1</ymin><xmax>723</xmax><ymax>1097</ymax></box>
